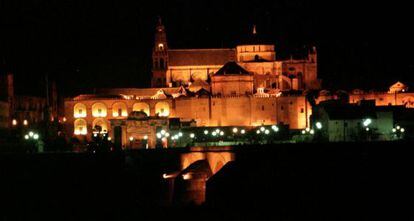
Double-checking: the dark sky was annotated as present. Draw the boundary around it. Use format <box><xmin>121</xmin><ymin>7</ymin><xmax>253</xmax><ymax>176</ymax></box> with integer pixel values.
<box><xmin>1</xmin><ymin>0</ymin><xmax>414</xmax><ymax>97</ymax></box>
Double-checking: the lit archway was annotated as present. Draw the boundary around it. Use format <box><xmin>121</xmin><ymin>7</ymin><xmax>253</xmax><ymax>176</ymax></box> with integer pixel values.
<box><xmin>74</xmin><ymin>119</ymin><xmax>87</xmax><ymax>135</ymax></box>
<box><xmin>92</xmin><ymin>118</ymin><xmax>109</xmax><ymax>133</ymax></box>
<box><xmin>112</xmin><ymin>102</ymin><xmax>128</xmax><ymax>117</ymax></box>
<box><xmin>92</xmin><ymin>103</ymin><xmax>107</xmax><ymax>117</ymax></box>
<box><xmin>74</xmin><ymin>103</ymin><xmax>87</xmax><ymax>118</ymax></box>
<box><xmin>132</xmin><ymin>102</ymin><xmax>150</xmax><ymax>116</ymax></box>
<box><xmin>155</xmin><ymin>101</ymin><xmax>170</xmax><ymax>117</ymax></box>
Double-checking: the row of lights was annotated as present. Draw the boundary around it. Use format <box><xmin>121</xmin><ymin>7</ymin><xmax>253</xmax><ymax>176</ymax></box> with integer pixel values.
<box><xmin>12</xmin><ymin>119</ymin><xmax>29</xmax><ymax>126</ymax></box>
<box><xmin>24</xmin><ymin>131</ymin><xmax>39</xmax><ymax>140</ymax></box>
<box><xmin>392</xmin><ymin>125</ymin><xmax>405</xmax><ymax>133</ymax></box>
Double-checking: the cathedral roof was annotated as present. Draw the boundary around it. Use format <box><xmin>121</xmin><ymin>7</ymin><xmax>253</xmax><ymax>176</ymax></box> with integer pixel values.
<box><xmin>214</xmin><ymin>62</ymin><xmax>252</xmax><ymax>76</ymax></box>
<box><xmin>168</xmin><ymin>49</ymin><xmax>235</xmax><ymax>66</ymax></box>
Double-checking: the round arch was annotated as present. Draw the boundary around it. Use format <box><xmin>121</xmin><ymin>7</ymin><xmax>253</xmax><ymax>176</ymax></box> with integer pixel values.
<box><xmin>112</xmin><ymin>102</ymin><xmax>128</xmax><ymax>117</ymax></box>
<box><xmin>74</xmin><ymin>119</ymin><xmax>87</xmax><ymax>135</ymax></box>
<box><xmin>132</xmin><ymin>102</ymin><xmax>150</xmax><ymax>116</ymax></box>
<box><xmin>91</xmin><ymin>102</ymin><xmax>107</xmax><ymax>117</ymax></box>
<box><xmin>155</xmin><ymin>101</ymin><xmax>170</xmax><ymax>117</ymax></box>
<box><xmin>92</xmin><ymin>118</ymin><xmax>109</xmax><ymax>133</ymax></box>
<box><xmin>74</xmin><ymin>103</ymin><xmax>87</xmax><ymax>118</ymax></box>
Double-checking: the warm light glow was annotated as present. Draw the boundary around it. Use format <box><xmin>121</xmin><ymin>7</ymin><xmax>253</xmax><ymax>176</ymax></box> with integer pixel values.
<box><xmin>144</xmin><ymin>135</ymin><xmax>148</xmax><ymax>140</ymax></box>
<box><xmin>212</xmin><ymin>132</ymin><xmax>217</xmax><ymax>136</ymax></box>
<box><xmin>74</xmin><ymin>103</ymin><xmax>87</xmax><ymax>118</ymax></box>
<box><xmin>112</xmin><ymin>102</ymin><xmax>128</xmax><ymax>117</ymax></box>
<box><xmin>190</xmin><ymin>133</ymin><xmax>195</xmax><ymax>138</ymax></box>
<box><xmin>182</xmin><ymin>173</ymin><xmax>192</xmax><ymax>180</ymax></box>
<box><xmin>62</xmin><ymin>117</ymin><xmax>67</xmax><ymax>122</ymax></box>
<box><xmin>156</xmin><ymin>133</ymin><xmax>162</xmax><ymax>139</ymax></box>
<box><xmin>204</xmin><ymin>130</ymin><xmax>209</xmax><ymax>135</ymax></box>
<box><xmin>365</xmin><ymin>128</ymin><xmax>370</xmax><ymax>131</ymax></box>
<box><xmin>160</xmin><ymin>130</ymin><xmax>166</xmax><ymax>135</ymax></box>
<box><xmin>92</xmin><ymin>103</ymin><xmax>107</xmax><ymax>117</ymax></box>
<box><xmin>33</xmin><ymin>134</ymin><xmax>39</xmax><ymax>140</ymax></box>
<box><xmin>12</xmin><ymin>119</ymin><xmax>17</xmax><ymax>126</ymax></box>
<box><xmin>155</xmin><ymin>102</ymin><xmax>170</xmax><ymax>117</ymax></box>
<box><xmin>310</xmin><ymin>129</ymin><xmax>315</xmax><ymax>134</ymax></box>
<box><xmin>24</xmin><ymin>135</ymin><xmax>29</xmax><ymax>140</ymax></box>
<box><xmin>132</xmin><ymin>102</ymin><xmax>150</xmax><ymax>116</ymax></box>
<box><xmin>241</xmin><ymin>129</ymin><xmax>246</xmax><ymax>134</ymax></box>
<box><xmin>74</xmin><ymin>119</ymin><xmax>87</xmax><ymax>135</ymax></box>
<box><xmin>232</xmin><ymin>128</ymin><xmax>238</xmax><ymax>133</ymax></box>
<box><xmin>178</xmin><ymin>132</ymin><xmax>183</xmax><ymax>137</ymax></box>
<box><xmin>271</xmin><ymin>125</ymin><xmax>279</xmax><ymax>132</ymax></box>
<box><xmin>108</xmin><ymin>137</ymin><xmax>112</xmax><ymax>141</ymax></box>
<box><xmin>260</xmin><ymin>127</ymin><xmax>265</xmax><ymax>132</ymax></box>
<box><xmin>396</xmin><ymin>125</ymin><xmax>401</xmax><ymax>130</ymax></box>
<box><xmin>265</xmin><ymin>129</ymin><xmax>270</xmax><ymax>134</ymax></box>
<box><xmin>220</xmin><ymin>131</ymin><xmax>224</xmax><ymax>136</ymax></box>
<box><xmin>165</xmin><ymin>132</ymin><xmax>170</xmax><ymax>137</ymax></box>
<box><xmin>401</xmin><ymin>128</ymin><xmax>405</xmax><ymax>133</ymax></box>
<box><xmin>129</xmin><ymin>136</ymin><xmax>134</xmax><ymax>141</ymax></box>
<box><xmin>29</xmin><ymin>131</ymin><xmax>34</xmax><ymax>137</ymax></box>
<box><xmin>256</xmin><ymin>130</ymin><xmax>260</xmax><ymax>134</ymax></box>
<box><xmin>23</xmin><ymin>119</ymin><xmax>28</xmax><ymax>126</ymax></box>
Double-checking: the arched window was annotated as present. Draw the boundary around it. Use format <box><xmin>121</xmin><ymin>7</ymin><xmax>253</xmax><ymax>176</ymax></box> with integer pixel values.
<box><xmin>92</xmin><ymin>118</ymin><xmax>108</xmax><ymax>133</ymax></box>
<box><xmin>132</xmin><ymin>102</ymin><xmax>150</xmax><ymax>116</ymax></box>
<box><xmin>112</xmin><ymin>102</ymin><xmax>128</xmax><ymax>117</ymax></box>
<box><xmin>74</xmin><ymin>103</ymin><xmax>87</xmax><ymax>118</ymax></box>
<box><xmin>92</xmin><ymin>103</ymin><xmax>107</xmax><ymax>117</ymax></box>
<box><xmin>74</xmin><ymin>119</ymin><xmax>87</xmax><ymax>135</ymax></box>
<box><xmin>155</xmin><ymin>101</ymin><xmax>170</xmax><ymax>117</ymax></box>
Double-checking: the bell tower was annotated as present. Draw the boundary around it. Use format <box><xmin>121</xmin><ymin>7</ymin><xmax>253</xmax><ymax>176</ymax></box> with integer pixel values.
<box><xmin>151</xmin><ymin>17</ymin><xmax>169</xmax><ymax>88</ymax></box>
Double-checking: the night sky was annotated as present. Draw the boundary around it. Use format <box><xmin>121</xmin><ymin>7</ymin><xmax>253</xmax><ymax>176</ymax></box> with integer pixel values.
<box><xmin>1</xmin><ymin>0</ymin><xmax>414</xmax><ymax>97</ymax></box>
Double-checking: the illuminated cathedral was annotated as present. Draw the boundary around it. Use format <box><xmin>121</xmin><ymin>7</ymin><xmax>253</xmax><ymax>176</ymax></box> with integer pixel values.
<box><xmin>63</xmin><ymin>19</ymin><xmax>414</xmax><ymax>148</ymax></box>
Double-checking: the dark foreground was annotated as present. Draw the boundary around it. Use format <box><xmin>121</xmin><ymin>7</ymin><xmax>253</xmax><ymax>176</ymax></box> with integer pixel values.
<box><xmin>1</xmin><ymin>142</ymin><xmax>413</xmax><ymax>220</ymax></box>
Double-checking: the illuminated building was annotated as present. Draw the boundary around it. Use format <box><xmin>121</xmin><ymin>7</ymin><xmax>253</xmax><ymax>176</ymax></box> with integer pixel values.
<box><xmin>63</xmin><ymin>18</ymin><xmax>414</xmax><ymax>147</ymax></box>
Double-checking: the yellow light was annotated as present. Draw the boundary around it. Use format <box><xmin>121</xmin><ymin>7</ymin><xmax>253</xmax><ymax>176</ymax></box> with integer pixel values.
<box><xmin>232</xmin><ymin>128</ymin><xmax>238</xmax><ymax>133</ymax></box>
<box><xmin>63</xmin><ymin>117</ymin><xmax>67</xmax><ymax>122</ymax></box>
<box><xmin>144</xmin><ymin>135</ymin><xmax>148</xmax><ymax>140</ymax></box>
<box><xmin>23</xmin><ymin>119</ymin><xmax>28</xmax><ymax>126</ymax></box>
<box><xmin>12</xmin><ymin>119</ymin><xmax>17</xmax><ymax>126</ymax></box>
<box><xmin>108</xmin><ymin>137</ymin><xmax>112</xmax><ymax>141</ymax></box>
<box><xmin>182</xmin><ymin>173</ymin><xmax>192</xmax><ymax>180</ymax></box>
<box><xmin>129</xmin><ymin>136</ymin><xmax>134</xmax><ymax>141</ymax></box>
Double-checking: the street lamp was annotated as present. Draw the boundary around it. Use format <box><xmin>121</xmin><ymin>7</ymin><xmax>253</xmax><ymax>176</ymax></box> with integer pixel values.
<box><xmin>315</xmin><ymin>122</ymin><xmax>322</xmax><ymax>129</ymax></box>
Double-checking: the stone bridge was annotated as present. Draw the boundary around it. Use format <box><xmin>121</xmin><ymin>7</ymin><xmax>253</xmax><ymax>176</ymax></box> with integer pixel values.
<box><xmin>162</xmin><ymin>146</ymin><xmax>235</xmax><ymax>205</ymax></box>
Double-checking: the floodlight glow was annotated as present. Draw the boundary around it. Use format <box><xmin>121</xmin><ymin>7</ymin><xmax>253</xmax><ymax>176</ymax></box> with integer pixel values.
<box><xmin>24</xmin><ymin>135</ymin><xmax>29</xmax><ymax>140</ymax></box>
<box><xmin>363</xmin><ymin>119</ymin><xmax>372</xmax><ymax>127</ymax></box>
<box><xmin>204</xmin><ymin>130</ymin><xmax>208</xmax><ymax>135</ymax></box>
<box><xmin>33</xmin><ymin>134</ymin><xmax>39</xmax><ymax>140</ymax></box>
<box><xmin>29</xmin><ymin>131</ymin><xmax>34</xmax><ymax>137</ymax></box>
<box><xmin>315</xmin><ymin>122</ymin><xmax>322</xmax><ymax>129</ymax></box>
<box><xmin>144</xmin><ymin>135</ymin><xmax>148</xmax><ymax>140</ymax></box>
<box><xmin>156</xmin><ymin>133</ymin><xmax>162</xmax><ymax>139</ymax></box>
<box><xmin>241</xmin><ymin>129</ymin><xmax>246</xmax><ymax>134</ymax></box>
<box><xmin>260</xmin><ymin>127</ymin><xmax>265</xmax><ymax>132</ymax></box>
<box><xmin>190</xmin><ymin>133</ymin><xmax>195</xmax><ymax>138</ymax></box>
<box><xmin>129</xmin><ymin>136</ymin><xmax>134</xmax><ymax>141</ymax></box>
<box><xmin>233</xmin><ymin>128</ymin><xmax>238</xmax><ymax>133</ymax></box>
